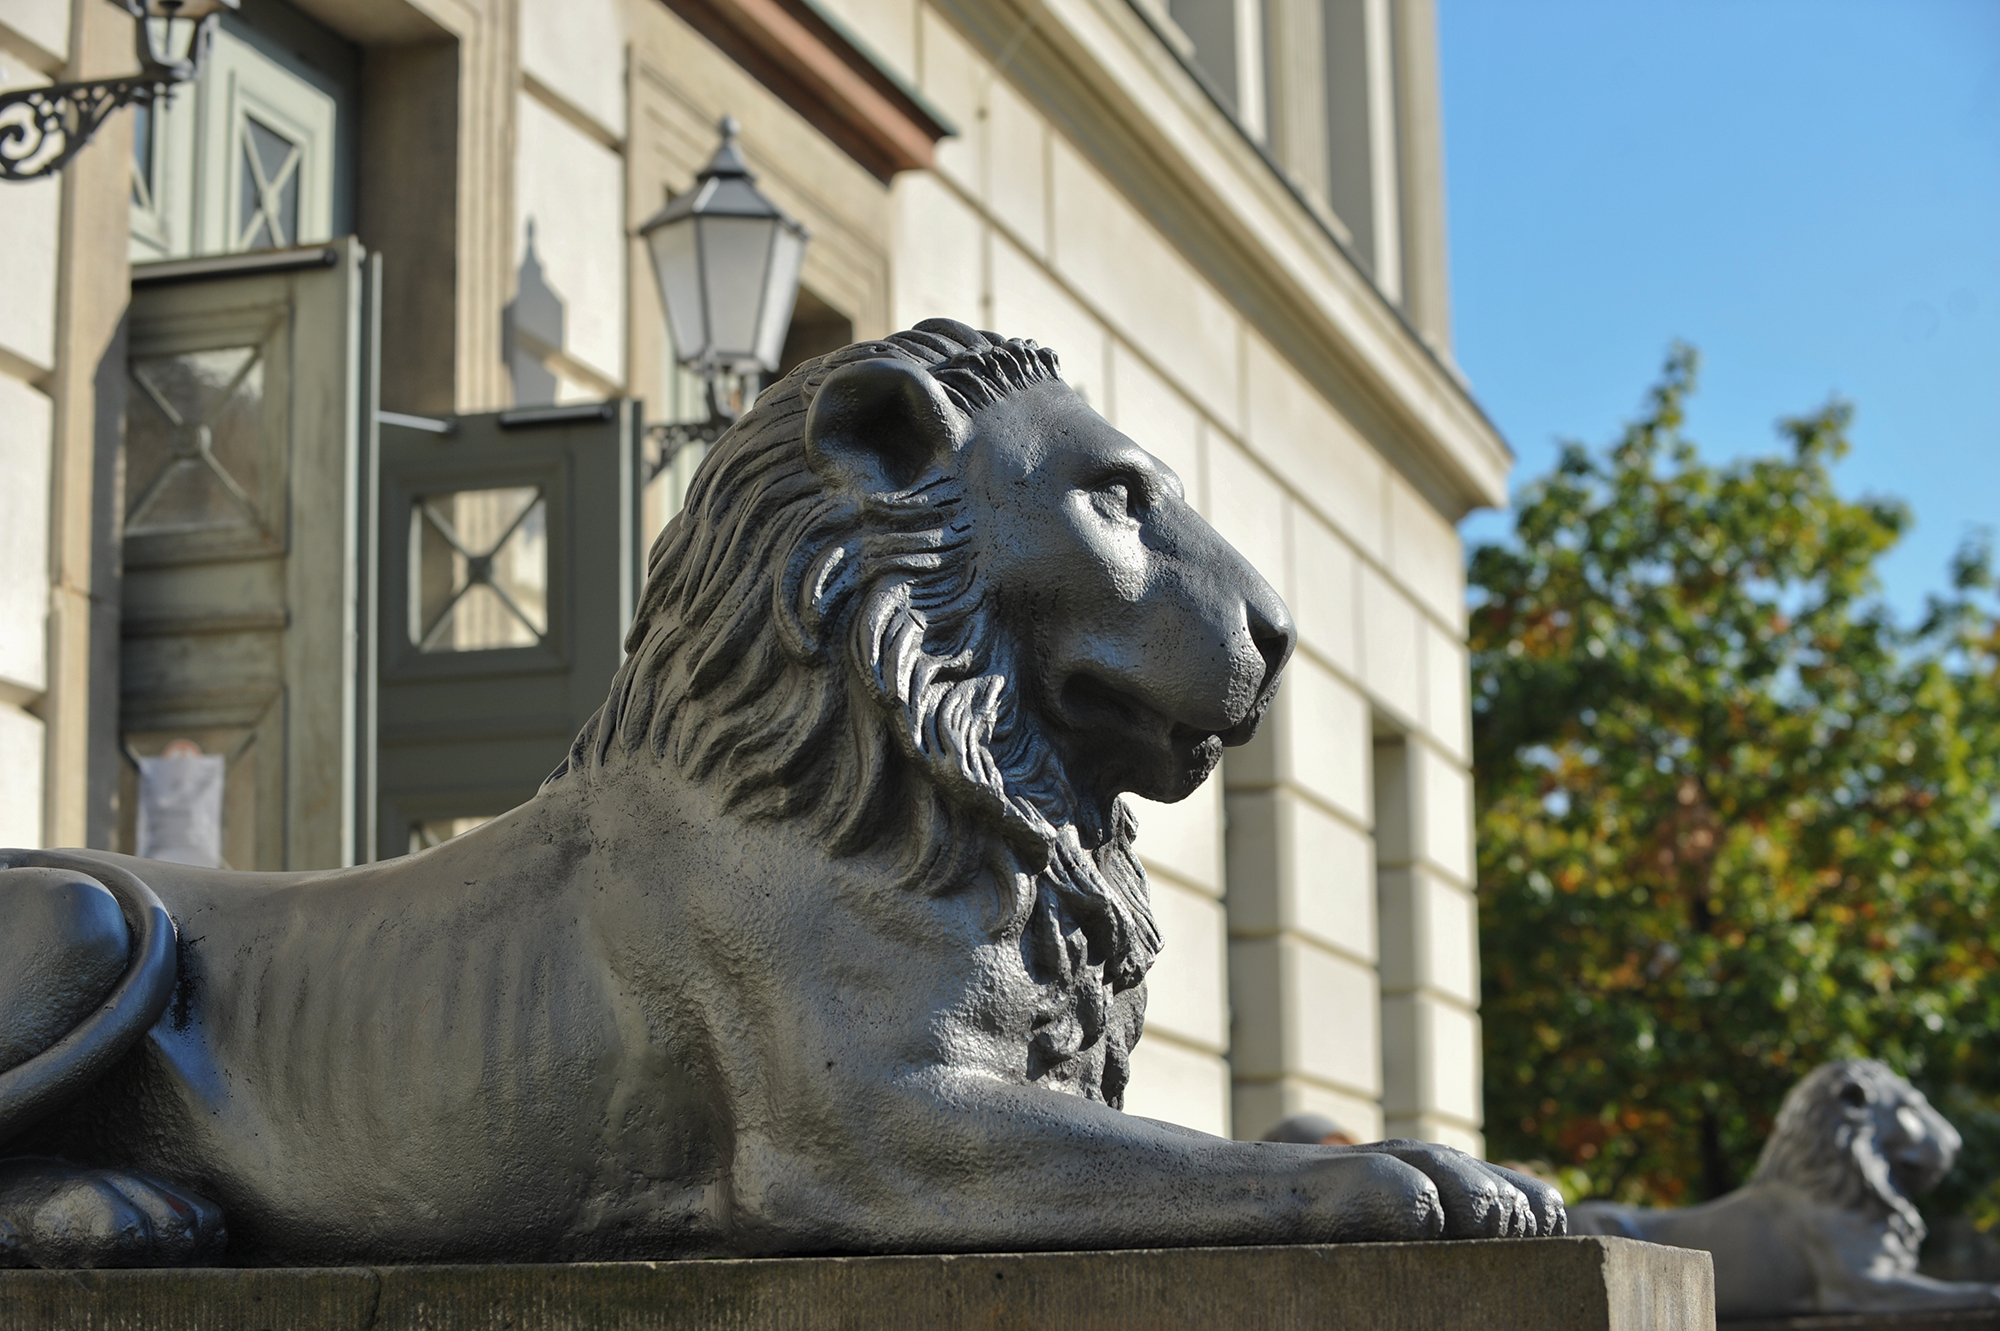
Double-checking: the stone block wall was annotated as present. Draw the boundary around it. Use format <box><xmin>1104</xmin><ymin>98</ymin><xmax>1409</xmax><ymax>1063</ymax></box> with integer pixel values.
<box><xmin>512</xmin><ymin>0</ymin><xmax>629</xmax><ymax>405</ymax></box>
<box><xmin>0</xmin><ymin>6</ymin><xmax>67</xmax><ymax>850</ymax></box>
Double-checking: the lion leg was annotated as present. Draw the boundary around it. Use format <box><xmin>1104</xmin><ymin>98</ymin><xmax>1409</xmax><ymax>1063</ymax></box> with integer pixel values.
<box><xmin>0</xmin><ymin>1157</ymin><xmax>226</xmax><ymax>1269</ymax></box>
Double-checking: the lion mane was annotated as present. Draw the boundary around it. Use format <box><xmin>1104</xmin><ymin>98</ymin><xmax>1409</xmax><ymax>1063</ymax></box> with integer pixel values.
<box><xmin>550</xmin><ymin>319</ymin><xmax>1160</xmax><ymax>1103</ymax></box>
<box><xmin>1749</xmin><ymin>1059</ymin><xmax>1941</xmax><ymax>1254</ymax></box>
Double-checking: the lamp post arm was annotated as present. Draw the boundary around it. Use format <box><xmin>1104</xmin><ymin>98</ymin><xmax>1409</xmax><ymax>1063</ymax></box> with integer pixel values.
<box><xmin>0</xmin><ymin>4</ymin><xmax>232</xmax><ymax>184</ymax></box>
<box><xmin>643</xmin><ymin>363</ymin><xmax>760</xmax><ymax>484</ymax></box>
<box><xmin>0</xmin><ymin>76</ymin><xmax>164</xmax><ymax>183</ymax></box>
<box><xmin>644</xmin><ymin>417</ymin><xmax>728</xmax><ymax>485</ymax></box>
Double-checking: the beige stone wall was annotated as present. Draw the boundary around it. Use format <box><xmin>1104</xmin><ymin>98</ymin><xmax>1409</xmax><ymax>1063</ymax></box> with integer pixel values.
<box><xmin>0</xmin><ymin>3</ymin><xmax>70</xmax><ymax>849</ymax></box>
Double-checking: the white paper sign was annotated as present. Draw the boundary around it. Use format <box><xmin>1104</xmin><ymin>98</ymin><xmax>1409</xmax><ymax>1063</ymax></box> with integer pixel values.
<box><xmin>137</xmin><ymin>747</ymin><xmax>226</xmax><ymax>867</ymax></box>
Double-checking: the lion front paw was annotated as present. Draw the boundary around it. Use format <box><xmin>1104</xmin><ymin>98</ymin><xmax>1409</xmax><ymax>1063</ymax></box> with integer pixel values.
<box><xmin>1345</xmin><ymin>1140</ymin><xmax>1567</xmax><ymax>1239</ymax></box>
<box><xmin>0</xmin><ymin>1157</ymin><xmax>226</xmax><ymax>1268</ymax></box>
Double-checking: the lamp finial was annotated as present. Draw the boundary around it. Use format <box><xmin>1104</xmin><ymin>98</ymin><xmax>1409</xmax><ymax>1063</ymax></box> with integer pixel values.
<box><xmin>700</xmin><ymin>116</ymin><xmax>751</xmax><ymax>181</ymax></box>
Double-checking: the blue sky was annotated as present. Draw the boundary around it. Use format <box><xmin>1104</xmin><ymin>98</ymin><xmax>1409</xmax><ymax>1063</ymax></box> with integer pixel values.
<box><xmin>1440</xmin><ymin>0</ymin><xmax>2000</xmax><ymax>621</ymax></box>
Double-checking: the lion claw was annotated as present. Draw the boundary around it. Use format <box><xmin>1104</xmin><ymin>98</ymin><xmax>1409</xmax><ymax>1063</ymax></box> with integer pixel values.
<box><xmin>1346</xmin><ymin>1140</ymin><xmax>1567</xmax><ymax>1240</ymax></box>
<box><xmin>0</xmin><ymin>1157</ymin><xmax>226</xmax><ymax>1269</ymax></box>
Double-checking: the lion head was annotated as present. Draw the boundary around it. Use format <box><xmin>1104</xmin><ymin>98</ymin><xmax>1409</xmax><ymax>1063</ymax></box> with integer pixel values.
<box><xmin>553</xmin><ymin>319</ymin><xmax>1293</xmax><ymax>1102</ymax></box>
<box><xmin>1751</xmin><ymin>1059</ymin><xmax>1961</xmax><ymax>1253</ymax></box>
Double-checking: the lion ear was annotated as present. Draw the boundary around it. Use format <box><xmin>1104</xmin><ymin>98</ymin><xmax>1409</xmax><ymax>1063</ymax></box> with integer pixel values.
<box><xmin>805</xmin><ymin>358</ymin><xmax>967</xmax><ymax>493</ymax></box>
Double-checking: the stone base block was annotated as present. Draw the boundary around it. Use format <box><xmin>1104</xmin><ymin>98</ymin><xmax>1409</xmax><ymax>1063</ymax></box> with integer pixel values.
<box><xmin>0</xmin><ymin>1235</ymin><xmax>1711</xmax><ymax>1330</ymax></box>
<box><xmin>1725</xmin><ymin>1316</ymin><xmax>2000</xmax><ymax>1331</ymax></box>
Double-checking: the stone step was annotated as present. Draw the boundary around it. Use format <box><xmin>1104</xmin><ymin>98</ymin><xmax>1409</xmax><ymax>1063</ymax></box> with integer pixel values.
<box><xmin>0</xmin><ymin>1235</ymin><xmax>1712</xmax><ymax>1331</ymax></box>
<box><xmin>1724</xmin><ymin>1316</ymin><xmax>2000</xmax><ymax>1331</ymax></box>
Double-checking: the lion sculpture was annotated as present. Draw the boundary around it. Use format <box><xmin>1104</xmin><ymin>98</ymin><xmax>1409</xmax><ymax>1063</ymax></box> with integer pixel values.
<box><xmin>0</xmin><ymin>320</ymin><xmax>1562</xmax><ymax>1268</ymax></box>
<box><xmin>1571</xmin><ymin>1059</ymin><xmax>1999</xmax><ymax>1317</ymax></box>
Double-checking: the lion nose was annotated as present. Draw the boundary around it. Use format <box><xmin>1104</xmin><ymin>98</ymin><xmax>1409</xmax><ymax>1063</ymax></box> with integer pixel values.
<box><xmin>1218</xmin><ymin>580</ymin><xmax>1294</xmax><ymax>747</ymax></box>
<box><xmin>1246</xmin><ymin>583</ymin><xmax>1296</xmax><ymax>690</ymax></box>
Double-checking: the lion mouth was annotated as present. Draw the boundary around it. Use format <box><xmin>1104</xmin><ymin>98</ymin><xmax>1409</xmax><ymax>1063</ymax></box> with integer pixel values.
<box><xmin>1059</xmin><ymin>673</ymin><xmax>1190</xmax><ymax>744</ymax></box>
<box><xmin>1054</xmin><ymin>673</ymin><xmax>1229</xmax><ymax>803</ymax></box>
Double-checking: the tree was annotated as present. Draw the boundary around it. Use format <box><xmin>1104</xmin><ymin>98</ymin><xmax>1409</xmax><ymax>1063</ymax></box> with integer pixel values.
<box><xmin>1471</xmin><ymin>345</ymin><xmax>2000</xmax><ymax>1214</ymax></box>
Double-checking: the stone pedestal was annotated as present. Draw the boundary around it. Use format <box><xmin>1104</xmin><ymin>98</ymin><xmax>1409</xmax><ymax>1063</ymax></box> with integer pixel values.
<box><xmin>1726</xmin><ymin>1317</ymin><xmax>2000</xmax><ymax>1331</ymax></box>
<box><xmin>0</xmin><ymin>1235</ymin><xmax>1711</xmax><ymax>1330</ymax></box>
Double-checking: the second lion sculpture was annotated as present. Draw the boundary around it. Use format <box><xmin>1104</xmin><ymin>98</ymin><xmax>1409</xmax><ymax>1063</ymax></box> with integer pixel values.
<box><xmin>1572</xmin><ymin>1060</ymin><xmax>2000</xmax><ymax>1317</ymax></box>
<box><xmin>0</xmin><ymin>320</ymin><xmax>1562</xmax><ymax>1268</ymax></box>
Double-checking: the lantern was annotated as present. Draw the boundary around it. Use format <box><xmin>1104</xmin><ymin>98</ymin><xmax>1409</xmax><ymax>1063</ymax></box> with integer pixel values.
<box><xmin>639</xmin><ymin>117</ymin><xmax>810</xmax><ymax>378</ymax></box>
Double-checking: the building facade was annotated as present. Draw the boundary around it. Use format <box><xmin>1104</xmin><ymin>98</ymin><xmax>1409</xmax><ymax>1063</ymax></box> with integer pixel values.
<box><xmin>0</xmin><ymin>0</ymin><xmax>1506</xmax><ymax>1150</ymax></box>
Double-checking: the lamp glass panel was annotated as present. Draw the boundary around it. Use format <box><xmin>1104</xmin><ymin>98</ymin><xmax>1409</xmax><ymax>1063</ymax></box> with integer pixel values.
<box><xmin>144</xmin><ymin>16</ymin><xmax>197</xmax><ymax>64</ymax></box>
<box><xmin>752</xmin><ymin>227</ymin><xmax>806</xmax><ymax>373</ymax></box>
<box><xmin>132</xmin><ymin>103</ymin><xmax>155</xmax><ymax>204</ymax></box>
<box><xmin>696</xmin><ymin>214</ymin><xmax>778</xmax><ymax>363</ymax></box>
<box><xmin>646</xmin><ymin>219</ymin><xmax>706</xmax><ymax>361</ymax></box>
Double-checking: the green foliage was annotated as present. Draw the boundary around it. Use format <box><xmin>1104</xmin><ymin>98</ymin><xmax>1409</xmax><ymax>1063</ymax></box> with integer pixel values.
<box><xmin>1471</xmin><ymin>345</ymin><xmax>2000</xmax><ymax>1215</ymax></box>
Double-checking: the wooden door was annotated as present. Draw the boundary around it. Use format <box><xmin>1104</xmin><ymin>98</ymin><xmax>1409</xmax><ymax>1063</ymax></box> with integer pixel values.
<box><xmin>117</xmin><ymin>240</ymin><xmax>375</xmax><ymax>870</ymax></box>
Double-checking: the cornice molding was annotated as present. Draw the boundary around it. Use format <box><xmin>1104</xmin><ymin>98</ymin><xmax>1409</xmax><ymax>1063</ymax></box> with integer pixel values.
<box><xmin>932</xmin><ymin>0</ymin><xmax>1510</xmax><ymax>517</ymax></box>
<box><xmin>657</xmin><ymin>0</ymin><xmax>953</xmax><ymax>183</ymax></box>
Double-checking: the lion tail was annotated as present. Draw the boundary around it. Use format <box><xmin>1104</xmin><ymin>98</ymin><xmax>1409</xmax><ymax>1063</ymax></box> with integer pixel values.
<box><xmin>0</xmin><ymin>850</ymin><xmax>178</xmax><ymax>1146</ymax></box>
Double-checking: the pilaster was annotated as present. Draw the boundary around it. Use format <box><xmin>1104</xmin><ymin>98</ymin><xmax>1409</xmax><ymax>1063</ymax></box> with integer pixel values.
<box><xmin>1224</xmin><ymin>658</ymin><xmax>1385</xmax><ymax>1142</ymax></box>
<box><xmin>1322</xmin><ymin>0</ymin><xmax>1398</xmax><ymax>292</ymax></box>
<box><xmin>43</xmin><ymin>0</ymin><xmax>131</xmax><ymax>850</ymax></box>
<box><xmin>1259</xmin><ymin>0</ymin><xmax>1327</xmax><ymax>201</ymax></box>
<box><xmin>1390</xmin><ymin>0</ymin><xmax>1449</xmax><ymax>350</ymax></box>
<box><xmin>1372</xmin><ymin>733</ymin><xmax>1483</xmax><ymax>1153</ymax></box>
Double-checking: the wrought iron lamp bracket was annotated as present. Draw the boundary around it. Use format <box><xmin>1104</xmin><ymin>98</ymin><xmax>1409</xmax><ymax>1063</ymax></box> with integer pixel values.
<box><xmin>0</xmin><ymin>76</ymin><xmax>168</xmax><ymax>182</ymax></box>
<box><xmin>644</xmin><ymin>416</ymin><xmax>728</xmax><ymax>484</ymax></box>
<box><xmin>643</xmin><ymin>365</ymin><xmax>752</xmax><ymax>484</ymax></box>
<box><xmin>1</xmin><ymin>4</ymin><xmax>228</xmax><ymax>184</ymax></box>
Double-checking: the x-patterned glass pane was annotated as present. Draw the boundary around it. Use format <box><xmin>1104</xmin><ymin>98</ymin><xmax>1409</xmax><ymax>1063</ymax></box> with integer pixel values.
<box><xmin>409</xmin><ymin>486</ymin><xmax>548</xmax><ymax>652</ymax></box>
<box><xmin>238</xmin><ymin>116</ymin><xmax>301</xmax><ymax>251</ymax></box>
<box><xmin>237</xmin><ymin>140</ymin><xmax>268</xmax><ymax>249</ymax></box>
<box><xmin>127</xmin><ymin>347</ymin><xmax>267</xmax><ymax>536</ymax></box>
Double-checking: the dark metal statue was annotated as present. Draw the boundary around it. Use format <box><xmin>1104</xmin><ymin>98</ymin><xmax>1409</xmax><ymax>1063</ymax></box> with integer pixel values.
<box><xmin>0</xmin><ymin>321</ymin><xmax>1563</xmax><ymax>1267</ymax></box>
<box><xmin>1572</xmin><ymin>1060</ymin><xmax>2000</xmax><ymax>1316</ymax></box>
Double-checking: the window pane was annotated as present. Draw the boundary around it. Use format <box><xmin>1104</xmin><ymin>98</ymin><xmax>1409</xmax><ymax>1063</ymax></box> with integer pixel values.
<box><xmin>132</xmin><ymin>102</ymin><xmax>154</xmax><ymax>207</ymax></box>
<box><xmin>126</xmin><ymin>347</ymin><xmax>267</xmax><ymax>535</ymax></box>
<box><xmin>238</xmin><ymin>136</ymin><xmax>267</xmax><ymax>248</ymax></box>
<box><xmin>409</xmin><ymin>487</ymin><xmax>549</xmax><ymax>652</ymax></box>
<box><xmin>239</xmin><ymin>117</ymin><xmax>301</xmax><ymax>251</ymax></box>
<box><xmin>247</xmin><ymin>117</ymin><xmax>294</xmax><ymax>182</ymax></box>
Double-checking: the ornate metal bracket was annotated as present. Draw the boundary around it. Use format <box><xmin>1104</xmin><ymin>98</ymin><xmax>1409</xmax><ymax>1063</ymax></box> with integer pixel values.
<box><xmin>643</xmin><ymin>372</ymin><xmax>750</xmax><ymax>483</ymax></box>
<box><xmin>0</xmin><ymin>76</ymin><xmax>166</xmax><ymax>182</ymax></box>
<box><xmin>645</xmin><ymin>416</ymin><xmax>729</xmax><ymax>484</ymax></box>
<box><xmin>0</xmin><ymin>3</ymin><xmax>230</xmax><ymax>184</ymax></box>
